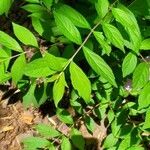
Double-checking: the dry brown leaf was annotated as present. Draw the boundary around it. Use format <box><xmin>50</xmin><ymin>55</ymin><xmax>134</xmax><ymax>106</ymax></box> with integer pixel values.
<box><xmin>21</xmin><ymin>111</ymin><xmax>34</xmax><ymax>125</ymax></box>
<box><xmin>0</xmin><ymin>126</ymin><xmax>14</xmax><ymax>133</ymax></box>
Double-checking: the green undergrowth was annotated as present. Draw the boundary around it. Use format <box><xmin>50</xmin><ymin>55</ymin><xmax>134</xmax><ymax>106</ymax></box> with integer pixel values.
<box><xmin>0</xmin><ymin>0</ymin><xmax>150</xmax><ymax>149</ymax></box>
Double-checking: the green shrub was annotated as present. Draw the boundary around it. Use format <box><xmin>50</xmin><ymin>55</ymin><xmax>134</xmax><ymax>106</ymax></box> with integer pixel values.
<box><xmin>0</xmin><ymin>0</ymin><xmax>150</xmax><ymax>149</ymax></box>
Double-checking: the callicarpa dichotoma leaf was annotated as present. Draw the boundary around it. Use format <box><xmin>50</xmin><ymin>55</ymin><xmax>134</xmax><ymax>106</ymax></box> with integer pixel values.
<box><xmin>0</xmin><ymin>0</ymin><xmax>12</xmax><ymax>15</ymax></box>
<box><xmin>112</xmin><ymin>4</ymin><xmax>142</xmax><ymax>53</ymax></box>
<box><xmin>95</xmin><ymin>0</ymin><xmax>109</xmax><ymax>19</ymax></box>
<box><xmin>93</xmin><ymin>31</ymin><xmax>111</xmax><ymax>55</ymax></box>
<box><xmin>132</xmin><ymin>62</ymin><xmax>149</xmax><ymax>90</ymax></box>
<box><xmin>83</xmin><ymin>46</ymin><xmax>117</xmax><ymax>87</ymax></box>
<box><xmin>12</xmin><ymin>23</ymin><xmax>38</xmax><ymax>47</ymax></box>
<box><xmin>11</xmin><ymin>54</ymin><xmax>26</xmax><ymax>84</ymax></box>
<box><xmin>138</xmin><ymin>82</ymin><xmax>150</xmax><ymax>110</ymax></box>
<box><xmin>56</xmin><ymin>108</ymin><xmax>74</xmax><ymax>124</ymax></box>
<box><xmin>42</xmin><ymin>0</ymin><xmax>53</xmax><ymax>9</ymax></box>
<box><xmin>43</xmin><ymin>52</ymin><xmax>67</xmax><ymax>71</ymax></box>
<box><xmin>56</xmin><ymin>4</ymin><xmax>90</xmax><ymax>29</ymax></box>
<box><xmin>143</xmin><ymin>108</ymin><xmax>150</xmax><ymax>129</ymax></box>
<box><xmin>53</xmin><ymin>72</ymin><xmax>66</xmax><ymax>107</ymax></box>
<box><xmin>23</xmin><ymin>137</ymin><xmax>50</xmax><ymax>150</ymax></box>
<box><xmin>23</xmin><ymin>81</ymin><xmax>38</xmax><ymax>107</ymax></box>
<box><xmin>0</xmin><ymin>31</ymin><xmax>22</xmax><ymax>52</ymax></box>
<box><xmin>35</xmin><ymin>123</ymin><xmax>60</xmax><ymax>138</ymax></box>
<box><xmin>22</xmin><ymin>4</ymin><xmax>45</xmax><ymax>13</ymax></box>
<box><xmin>0</xmin><ymin>47</ymin><xmax>11</xmax><ymax>70</ymax></box>
<box><xmin>122</xmin><ymin>52</ymin><xmax>137</xmax><ymax>77</ymax></box>
<box><xmin>102</xmin><ymin>23</ymin><xmax>125</xmax><ymax>52</ymax></box>
<box><xmin>70</xmin><ymin>128</ymin><xmax>85</xmax><ymax>150</ymax></box>
<box><xmin>61</xmin><ymin>136</ymin><xmax>72</xmax><ymax>150</ymax></box>
<box><xmin>140</xmin><ymin>38</ymin><xmax>150</xmax><ymax>50</ymax></box>
<box><xmin>54</xmin><ymin>11</ymin><xmax>82</xmax><ymax>45</ymax></box>
<box><xmin>70</xmin><ymin>62</ymin><xmax>91</xmax><ymax>103</ymax></box>
<box><xmin>24</xmin><ymin>58</ymin><xmax>56</xmax><ymax>77</ymax></box>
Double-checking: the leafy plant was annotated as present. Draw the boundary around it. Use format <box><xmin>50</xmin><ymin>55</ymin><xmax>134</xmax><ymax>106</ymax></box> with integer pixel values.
<box><xmin>0</xmin><ymin>0</ymin><xmax>150</xmax><ymax>149</ymax></box>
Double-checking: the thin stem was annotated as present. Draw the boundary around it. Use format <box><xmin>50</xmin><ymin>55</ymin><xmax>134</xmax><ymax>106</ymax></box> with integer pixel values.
<box><xmin>0</xmin><ymin>51</ymin><xmax>27</xmax><ymax>64</ymax></box>
<box><xmin>139</xmin><ymin>53</ymin><xmax>148</xmax><ymax>63</ymax></box>
<box><xmin>59</xmin><ymin>0</ymin><xmax>119</xmax><ymax>75</ymax></box>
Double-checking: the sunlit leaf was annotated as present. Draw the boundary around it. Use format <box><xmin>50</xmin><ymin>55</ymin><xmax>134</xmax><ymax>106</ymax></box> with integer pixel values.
<box><xmin>143</xmin><ymin>109</ymin><xmax>150</xmax><ymax>129</ymax></box>
<box><xmin>13</xmin><ymin>23</ymin><xmax>38</xmax><ymax>47</ymax></box>
<box><xmin>23</xmin><ymin>137</ymin><xmax>50</xmax><ymax>150</ymax></box>
<box><xmin>95</xmin><ymin>0</ymin><xmax>109</xmax><ymax>19</ymax></box>
<box><xmin>102</xmin><ymin>23</ymin><xmax>124</xmax><ymax>52</ymax></box>
<box><xmin>35</xmin><ymin>123</ymin><xmax>60</xmax><ymax>138</ymax></box>
<box><xmin>61</xmin><ymin>136</ymin><xmax>72</xmax><ymax>150</ymax></box>
<box><xmin>138</xmin><ymin>82</ymin><xmax>150</xmax><ymax>109</ymax></box>
<box><xmin>11</xmin><ymin>55</ymin><xmax>26</xmax><ymax>84</ymax></box>
<box><xmin>53</xmin><ymin>72</ymin><xmax>66</xmax><ymax>107</ymax></box>
<box><xmin>56</xmin><ymin>4</ymin><xmax>90</xmax><ymax>29</ymax></box>
<box><xmin>70</xmin><ymin>62</ymin><xmax>91</xmax><ymax>103</ymax></box>
<box><xmin>122</xmin><ymin>52</ymin><xmax>137</xmax><ymax>77</ymax></box>
<box><xmin>24</xmin><ymin>58</ymin><xmax>56</xmax><ymax>77</ymax></box>
<box><xmin>54</xmin><ymin>12</ymin><xmax>82</xmax><ymax>45</ymax></box>
<box><xmin>140</xmin><ymin>38</ymin><xmax>150</xmax><ymax>50</ymax></box>
<box><xmin>93</xmin><ymin>31</ymin><xmax>111</xmax><ymax>55</ymax></box>
<box><xmin>132</xmin><ymin>62</ymin><xmax>149</xmax><ymax>90</ymax></box>
<box><xmin>0</xmin><ymin>31</ymin><xmax>22</xmax><ymax>52</ymax></box>
<box><xmin>83</xmin><ymin>46</ymin><xmax>117</xmax><ymax>87</ymax></box>
<box><xmin>56</xmin><ymin>108</ymin><xmax>74</xmax><ymax>124</ymax></box>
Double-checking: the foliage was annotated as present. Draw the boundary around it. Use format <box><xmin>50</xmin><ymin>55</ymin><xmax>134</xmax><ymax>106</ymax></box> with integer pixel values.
<box><xmin>0</xmin><ymin>0</ymin><xmax>150</xmax><ymax>149</ymax></box>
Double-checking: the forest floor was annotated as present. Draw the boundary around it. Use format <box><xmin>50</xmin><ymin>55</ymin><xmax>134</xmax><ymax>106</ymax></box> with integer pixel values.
<box><xmin>0</xmin><ymin>87</ymin><xmax>107</xmax><ymax>150</ymax></box>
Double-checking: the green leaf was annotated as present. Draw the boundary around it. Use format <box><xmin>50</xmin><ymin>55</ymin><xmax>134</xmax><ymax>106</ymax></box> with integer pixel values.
<box><xmin>138</xmin><ymin>82</ymin><xmax>150</xmax><ymax>109</ymax></box>
<box><xmin>54</xmin><ymin>12</ymin><xmax>82</xmax><ymax>45</ymax></box>
<box><xmin>95</xmin><ymin>0</ymin><xmax>109</xmax><ymax>19</ymax></box>
<box><xmin>0</xmin><ymin>47</ymin><xmax>11</xmax><ymax>69</ymax></box>
<box><xmin>83</xmin><ymin>46</ymin><xmax>117</xmax><ymax>87</ymax></box>
<box><xmin>25</xmin><ymin>0</ymin><xmax>39</xmax><ymax>3</ymax></box>
<box><xmin>132</xmin><ymin>62</ymin><xmax>149</xmax><ymax>90</ymax></box>
<box><xmin>23</xmin><ymin>137</ymin><xmax>50</xmax><ymax>149</ymax></box>
<box><xmin>112</xmin><ymin>8</ymin><xmax>136</xmax><ymax>29</ymax></box>
<box><xmin>140</xmin><ymin>39</ymin><xmax>150</xmax><ymax>50</ymax></box>
<box><xmin>143</xmin><ymin>109</ymin><xmax>150</xmax><ymax>129</ymax></box>
<box><xmin>48</xmin><ymin>142</ymin><xmax>56</xmax><ymax>150</ymax></box>
<box><xmin>118</xmin><ymin>135</ymin><xmax>131</xmax><ymax>150</ymax></box>
<box><xmin>23</xmin><ymin>81</ymin><xmax>38</xmax><ymax>107</ymax></box>
<box><xmin>0</xmin><ymin>0</ymin><xmax>12</xmax><ymax>15</ymax></box>
<box><xmin>102</xmin><ymin>23</ymin><xmax>124</xmax><ymax>52</ymax></box>
<box><xmin>13</xmin><ymin>23</ymin><xmax>38</xmax><ymax>47</ymax></box>
<box><xmin>56</xmin><ymin>4</ymin><xmax>90</xmax><ymax>29</ymax></box>
<box><xmin>22</xmin><ymin>4</ymin><xmax>45</xmax><ymax>13</ymax></box>
<box><xmin>35</xmin><ymin>123</ymin><xmax>60</xmax><ymax>138</ymax></box>
<box><xmin>0</xmin><ymin>31</ymin><xmax>22</xmax><ymax>52</ymax></box>
<box><xmin>35</xmin><ymin>83</ymin><xmax>47</xmax><ymax>105</ymax></box>
<box><xmin>11</xmin><ymin>55</ymin><xmax>26</xmax><ymax>84</ymax></box>
<box><xmin>93</xmin><ymin>31</ymin><xmax>111</xmax><ymax>55</ymax></box>
<box><xmin>24</xmin><ymin>58</ymin><xmax>56</xmax><ymax>77</ymax></box>
<box><xmin>53</xmin><ymin>72</ymin><xmax>66</xmax><ymax>107</ymax></box>
<box><xmin>107</xmin><ymin>109</ymin><xmax>115</xmax><ymax>124</ymax></box>
<box><xmin>103</xmin><ymin>133</ymin><xmax>118</xmax><ymax>149</ymax></box>
<box><xmin>112</xmin><ymin>5</ymin><xmax>141</xmax><ymax>53</ymax></box>
<box><xmin>127</xmin><ymin>145</ymin><xmax>144</xmax><ymax>150</ymax></box>
<box><xmin>57</xmin><ymin>109</ymin><xmax>73</xmax><ymax>124</ymax></box>
<box><xmin>85</xmin><ymin>116</ymin><xmax>95</xmax><ymax>133</ymax></box>
<box><xmin>42</xmin><ymin>0</ymin><xmax>53</xmax><ymax>9</ymax></box>
<box><xmin>43</xmin><ymin>52</ymin><xmax>67</xmax><ymax>71</ymax></box>
<box><xmin>122</xmin><ymin>52</ymin><xmax>137</xmax><ymax>77</ymax></box>
<box><xmin>70</xmin><ymin>62</ymin><xmax>91</xmax><ymax>103</ymax></box>
<box><xmin>61</xmin><ymin>136</ymin><xmax>72</xmax><ymax>150</ymax></box>
<box><xmin>0</xmin><ymin>65</ymin><xmax>11</xmax><ymax>83</ymax></box>
<box><xmin>70</xmin><ymin>128</ymin><xmax>85</xmax><ymax>150</ymax></box>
